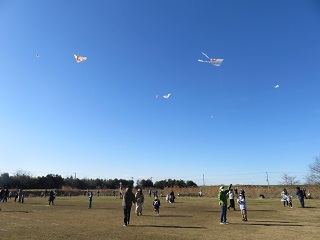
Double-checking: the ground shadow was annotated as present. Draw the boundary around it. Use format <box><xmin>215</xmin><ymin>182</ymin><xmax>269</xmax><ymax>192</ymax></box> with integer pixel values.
<box><xmin>130</xmin><ymin>224</ymin><xmax>206</xmax><ymax>229</ymax></box>
<box><xmin>156</xmin><ymin>215</ymin><xmax>193</xmax><ymax>218</ymax></box>
<box><xmin>2</xmin><ymin>210</ymin><xmax>29</xmax><ymax>213</ymax></box>
<box><xmin>247</xmin><ymin>223</ymin><xmax>303</xmax><ymax>227</ymax></box>
<box><xmin>255</xmin><ymin>220</ymin><xmax>299</xmax><ymax>224</ymax></box>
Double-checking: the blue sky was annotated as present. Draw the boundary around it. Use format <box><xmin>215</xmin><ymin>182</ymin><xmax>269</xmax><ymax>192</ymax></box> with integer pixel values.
<box><xmin>0</xmin><ymin>0</ymin><xmax>319</xmax><ymax>186</ymax></box>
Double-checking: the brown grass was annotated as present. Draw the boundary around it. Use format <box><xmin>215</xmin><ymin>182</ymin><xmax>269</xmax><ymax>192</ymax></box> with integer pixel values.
<box><xmin>0</xmin><ymin>194</ymin><xmax>319</xmax><ymax>240</ymax></box>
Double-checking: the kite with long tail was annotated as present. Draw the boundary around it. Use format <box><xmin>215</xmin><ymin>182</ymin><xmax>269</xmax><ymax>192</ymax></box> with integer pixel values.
<box><xmin>74</xmin><ymin>54</ymin><xmax>87</xmax><ymax>63</ymax></box>
<box><xmin>198</xmin><ymin>52</ymin><xmax>223</xmax><ymax>66</ymax></box>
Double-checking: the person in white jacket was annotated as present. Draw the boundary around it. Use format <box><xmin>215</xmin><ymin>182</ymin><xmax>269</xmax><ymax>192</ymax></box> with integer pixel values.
<box><xmin>237</xmin><ymin>193</ymin><xmax>247</xmax><ymax>221</ymax></box>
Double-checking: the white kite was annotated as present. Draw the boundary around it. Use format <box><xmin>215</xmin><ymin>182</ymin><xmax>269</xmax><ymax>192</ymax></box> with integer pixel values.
<box><xmin>74</xmin><ymin>54</ymin><xmax>87</xmax><ymax>63</ymax></box>
<box><xmin>163</xmin><ymin>93</ymin><xmax>171</xmax><ymax>99</ymax></box>
<box><xmin>274</xmin><ymin>84</ymin><xmax>280</xmax><ymax>88</ymax></box>
<box><xmin>198</xmin><ymin>52</ymin><xmax>224</xmax><ymax>66</ymax></box>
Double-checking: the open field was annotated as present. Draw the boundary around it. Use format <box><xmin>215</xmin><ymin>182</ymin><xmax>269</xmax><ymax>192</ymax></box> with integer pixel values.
<box><xmin>0</xmin><ymin>196</ymin><xmax>319</xmax><ymax>240</ymax></box>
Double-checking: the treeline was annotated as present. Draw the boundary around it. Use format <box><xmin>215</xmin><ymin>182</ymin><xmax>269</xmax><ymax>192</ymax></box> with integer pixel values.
<box><xmin>0</xmin><ymin>172</ymin><xmax>197</xmax><ymax>190</ymax></box>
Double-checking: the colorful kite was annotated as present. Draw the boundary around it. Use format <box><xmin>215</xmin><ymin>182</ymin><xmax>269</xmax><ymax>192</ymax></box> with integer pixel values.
<box><xmin>74</xmin><ymin>54</ymin><xmax>87</xmax><ymax>63</ymax></box>
<box><xmin>163</xmin><ymin>93</ymin><xmax>171</xmax><ymax>99</ymax></box>
<box><xmin>198</xmin><ymin>52</ymin><xmax>223</xmax><ymax>66</ymax></box>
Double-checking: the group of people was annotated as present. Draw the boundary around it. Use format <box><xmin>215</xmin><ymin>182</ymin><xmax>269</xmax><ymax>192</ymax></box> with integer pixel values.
<box><xmin>121</xmin><ymin>187</ymin><xmax>162</xmax><ymax>227</ymax></box>
<box><xmin>218</xmin><ymin>184</ymin><xmax>247</xmax><ymax>224</ymax></box>
<box><xmin>280</xmin><ymin>187</ymin><xmax>306</xmax><ymax>208</ymax></box>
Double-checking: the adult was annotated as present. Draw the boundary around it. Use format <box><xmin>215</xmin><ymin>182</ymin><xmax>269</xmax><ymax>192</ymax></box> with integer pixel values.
<box><xmin>218</xmin><ymin>184</ymin><xmax>232</xmax><ymax>224</ymax></box>
<box><xmin>281</xmin><ymin>188</ymin><xmax>289</xmax><ymax>207</ymax></box>
<box><xmin>48</xmin><ymin>190</ymin><xmax>55</xmax><ymax>205</ymax></box>
<box><xmin>135</xmin><ymin>188</ymin><xmax>144</xmax><ymax>216</ymax></box>
<box><xmin>122</xmin><ymin>187</ymin><xmax>136</xmax><ymax>226</ymax></box>
<box><xmin>296</xmin><ymin>187</ymin><xmax>305</xmax><ymax>208</ymax></box>
<box><xmin>169</xmin><ymin>190</ymin><xmax>175</xmax><ymax>203</ymax></box>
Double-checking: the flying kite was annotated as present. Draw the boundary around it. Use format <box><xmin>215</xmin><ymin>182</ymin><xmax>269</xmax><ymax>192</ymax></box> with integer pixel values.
<box><xmin>274</xmin><ymin>85</ymin><xmax>280</xmax><ymax>88</ymax></box>
<box><xmin>163</xmin><ymin>93</ymin><xmax>171</xmax><ymax>99</ymax></box>
<box><xmin>198</xmin><ymin>52</ymin><xmax>224</xmax><ymax>66</ymax></box>
<box><xmin>36</xmin><ymin>54</ymin><xmax>40</xmax><ymax>58</ymax></box>
<box><xmin>74</xmin><ymin>54</ymin><xmax>87</xmax><ymax>63</ymax></box>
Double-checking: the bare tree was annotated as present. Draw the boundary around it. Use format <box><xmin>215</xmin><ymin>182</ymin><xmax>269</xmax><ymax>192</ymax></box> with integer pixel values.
<box><xmin>279</xmin><ymin>173</ymin><xmax>300</xmax><ymax>185</ymax></box>
<box><xmin>305</xmin><ymin>156</ymin><xmax>320</xmax><ymax>184</ymax></box>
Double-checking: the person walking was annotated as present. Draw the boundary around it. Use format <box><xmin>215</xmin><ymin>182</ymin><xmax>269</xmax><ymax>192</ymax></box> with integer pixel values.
<box><xmin>135</xmin><ymin>188</ymin><xmax>144</xmax><ymax>216</ymax></box>
<box><xmin>218</xmin><ymin>184</ymin><xmax>232</xmax><ymax>225</ymax></box>
<box><xmin>122</xmin><ymin>187</ymin><xmax>136</xmax><ymax>227</ymax></box>
<box><xmin>153</xmin><ymin>196</ymin><xmax>161</xmax><ymax>215</ymax></box>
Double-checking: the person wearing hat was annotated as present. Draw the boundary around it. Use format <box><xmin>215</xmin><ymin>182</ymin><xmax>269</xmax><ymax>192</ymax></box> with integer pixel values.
<box><xmin>237</xmin><ymin>193</ymin><xmax>247</xmax><ymax>221</ymax></box>
<box><xmin>218</xmin><ymin>184</ymin><xmax>232</xmax><ymax>224</ymax></box>
<box><xmin>135</xmin><ymin>188</ymin><xmax>145</xmax><ymax>216</ymax></box>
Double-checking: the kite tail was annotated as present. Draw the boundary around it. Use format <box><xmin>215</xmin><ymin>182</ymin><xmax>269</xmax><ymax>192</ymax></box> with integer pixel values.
<box><xmin>201</xmin><ymin>52</ymin><xmax>210</xmax><ymax>59</ymax></box>
<box><xmin>198</xmin><ymin>59</ymin><xmax>210</xmax><ymax>63</ymax></box>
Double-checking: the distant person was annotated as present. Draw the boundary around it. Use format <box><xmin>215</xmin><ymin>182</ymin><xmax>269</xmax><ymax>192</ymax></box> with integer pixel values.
<box><xmin>135</xmin><ymin>188</ymin><xmax>144</xmax><ymax>216</ymax></box>
<box><xmin>237</xmin><ymin>193</ymin><xmax>247</xmax><ymax>221</ymax></box>
<box><xmin>228</xmin><ymin>189</ymin><xmax>236</xmax><ymax>210</ymax></box>
<box><xmin>302</xmin><ymin>188</ymin><xmax>307</xmax><ymax>198</ymax></box>
<box><xmin>153</xmin><ymin>196</ymin><xmax>161</xmax><ymax>215</ymax></box>
<box><xmin>218</xmin><ymin>184</ymin><xmax>232</xmax><ymax>224</ymax></box>
<box><xmin>169</xmin><ymin>190</ymin><xmax>175</xmax><ymax>203</ymax></box>
<box><xmin>88</xmin><ymin>192</ymin><xmax>93</xmax><ymax>209</ymax></box>
<box><xmin>296</xmin><ymin>187</ymin><xmax>305</xmax><ymax>208</ymax></box>
<box><xmin>48</xmin><ymin>190</ymin><xmax>55</xmax><ymax>205</ymax></box>
<box><xmin>287</xmin><ymin>195</ymin><xmax>293</xmax><ymax>208</ymax></box>
<box><xmin>148</xmin><ymin>190</ymin><xmax>152</xmax><ymax>197</ymax></box>
<box><xmin>122</xmin><ymin>187</ymin><xmax>136</xmax><ymax>227</ymax></box>
<box><xmin>234</xmin><ymin>188</ymin><xmax>238</xmax><ymax>198</ymax></box>
<box><xmin>281</xmin><ymin>189</ymin><xmax>289</xmax><ymax>207</ymax></box>
<box><xmin>199</xmin><ymin>190</ymin><xmax>203</xmax><ymax>197</ymax></box>
<box><xmin>307</xmin><ymin>190</ymin><xmax>312</xmax><ymax>199</ymax></box>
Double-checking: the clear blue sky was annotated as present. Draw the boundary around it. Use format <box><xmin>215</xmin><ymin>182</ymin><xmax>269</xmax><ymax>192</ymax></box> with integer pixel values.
<box><xmin>1</xmin><ymin>0</ymin><xmax>319</xmax><ymax>186</ymax></box>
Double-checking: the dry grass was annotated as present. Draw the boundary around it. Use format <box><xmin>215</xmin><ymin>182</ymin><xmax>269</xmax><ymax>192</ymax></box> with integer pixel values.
<box><xmin>0</xmin><ymin>195</ymin><xmax>319</xmax><ymax>240</ymax></box>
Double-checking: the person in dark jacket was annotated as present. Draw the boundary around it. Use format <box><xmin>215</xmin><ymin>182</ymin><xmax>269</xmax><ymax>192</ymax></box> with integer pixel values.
<box><xmin>48</xmin><ymin>190</ymin><xmax>55</xmax><ymax>205</ymax></box>
<box><xmin>122</xmin><ymin>187</ymin><xmax>136</xmax><ymax>226</ymax></box>
<box><xmin>296</xmin><ymin>187</ymin><xmax>305</xmax><ymax>208</ymax></box>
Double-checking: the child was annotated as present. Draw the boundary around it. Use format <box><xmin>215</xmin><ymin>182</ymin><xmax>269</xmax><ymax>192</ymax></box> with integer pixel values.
<box><xmin>88</xmin><ymin>192</ymin><xmax>93</xmax><ymax>209</ymax></box>
<box><xmin>288</xmin><ymin>195</ymin><xmax>293</xmax><ymax>208</ymax></box>
<box><xmin>237</xmin><ymin>193</ymin><xmax>247</xmax><ymax>221</ymax></box>
<box><xmin>153</xmin><ymin>196</ymin><xmax>161</xmax><ymax>215</ymax></box>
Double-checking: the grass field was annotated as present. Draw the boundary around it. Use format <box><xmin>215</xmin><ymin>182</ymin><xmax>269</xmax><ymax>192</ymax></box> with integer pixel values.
<box><xmin>1</xmin><ymin>195</ymin><xmax>319</xmax><ymax>240</ymax></box>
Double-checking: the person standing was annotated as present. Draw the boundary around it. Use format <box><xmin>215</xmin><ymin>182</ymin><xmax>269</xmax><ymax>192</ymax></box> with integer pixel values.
<box><xmin>228</xmin><ymin>189</ymin><xmax>236</xmax><ymax>210</ymax></box>
<box><xmin>122</xmin><ymin>187</ymin><xmax>136</xmax><ymax>227</ymax></box>
<box><xmin>281</xmin><ymin>188</ymin><xmax>289</xmax><ymax>207</ymax></box>
<box><xmin>88</xmin><ymin>192</ymin><xmax>93</xmax><ymax>209</ymax></box>
<box><xmin>296</xmin><ymin>187</ymin><xmax>305</xmax><ymax>208</ymax></box>
<box><xmin>169</xmin><ymin>190</ymin><xmax>175</xmax><ymax>203</ymax></box>
<box><xmin>237</xmin><ymin>193</ymin><xmax>247</xmax><ymax>221</ymax></box>
<box><xmin>48</xmin><ymin>190</ymin><xmax>55</xmax><ymax>205</ymax></box>
<box><xmin>218</xmin><ymin>184</ymin><xmax>232</xmax><ymax>224</ymax></box>
<box><xmin>135</xmin><ymin>188</ymin><xmax>144</xmax><ymax>216</ymax></box>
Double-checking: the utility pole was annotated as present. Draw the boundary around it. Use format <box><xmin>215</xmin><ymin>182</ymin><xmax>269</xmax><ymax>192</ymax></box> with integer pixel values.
<box><xmin>75</xmin><ymin>172</ymin><xmax>76</xmax><ymax>179</ymax></box>
<box><xmin>203</xmin><ymin>174</ymin><xmax>205</xmax><ymax>186</ymax></box>
<box><xmin>266</xmin><ymin>172</ymin><xmax>270</xmax><ymax>188</ymax></box>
